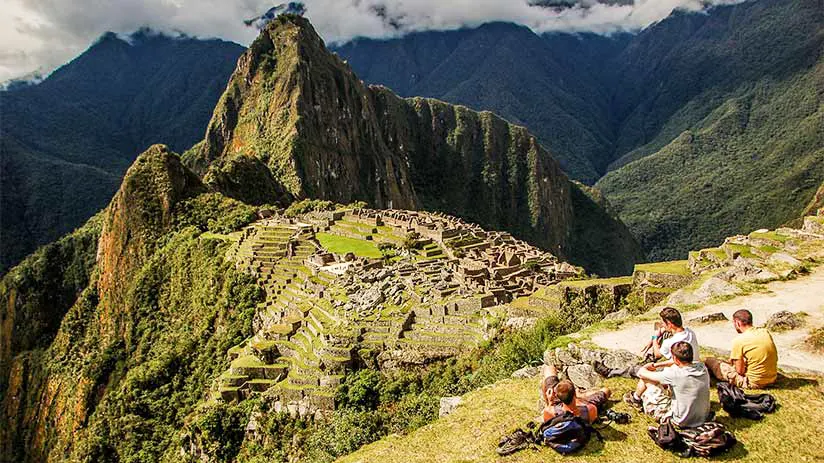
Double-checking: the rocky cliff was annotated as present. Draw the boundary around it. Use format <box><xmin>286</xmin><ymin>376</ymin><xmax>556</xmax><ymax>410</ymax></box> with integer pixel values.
<box><xmin>186</xmin><ymin>15</ymin><xmax>642</xmax><ymax>276</ymax></box>
<box><xmin>0</xmin><ymin>146</ymin><xmax>233</xmax><ymax>462</ymax></box>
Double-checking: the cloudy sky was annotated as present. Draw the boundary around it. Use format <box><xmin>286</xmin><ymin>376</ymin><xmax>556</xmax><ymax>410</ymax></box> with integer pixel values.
<box><xmin>1</xmin><ymin>0</ymin><xmax>744</xmax><ymax>82</ymax></box>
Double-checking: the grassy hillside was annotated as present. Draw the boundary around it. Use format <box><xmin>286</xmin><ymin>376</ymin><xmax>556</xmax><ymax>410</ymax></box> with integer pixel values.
<box><xmin>339</xmin><ymin>373</ymin><xmax>824</xmax><ymax>463</ymax></box>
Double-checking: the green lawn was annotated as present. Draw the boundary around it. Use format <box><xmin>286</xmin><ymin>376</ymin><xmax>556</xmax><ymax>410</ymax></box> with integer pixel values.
<box><xmin>560</xmin><ymin>276</ymin><xmax>633</xmax><ymax>288</ymax></box>
<box><xmin>339</xmin><ymin>374</ymin><xmax>824</xmax><ymax>463</ymax></box>
<box><xmin>316</xmin><ymin>232</ymin><xmax>383</xmax><ymax>258</ymax></box>
<box><xmin>634</xmin><ymin>260</ymin><xmax>691</xmax><ymax>276</ymax></box>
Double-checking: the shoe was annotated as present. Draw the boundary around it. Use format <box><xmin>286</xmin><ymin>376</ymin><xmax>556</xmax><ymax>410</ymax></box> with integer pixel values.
<box><xmin>591</xmin><ymin>360</ymin><xmax>612</xmax><ymax>378</ymax></box>
<box><xmin>623</xmin><ymin>391</ymin><xmax>644</xmax><ymax>412</ymax></box>
<box><xmin>496</xmin><ymin>429</ymin><xmax>531</xmax><ymax>456</ymax></box>
<box><xmin>605</xmin><ymin>408</ymin><xmax>632</xmax><ymax>424</ymax></box>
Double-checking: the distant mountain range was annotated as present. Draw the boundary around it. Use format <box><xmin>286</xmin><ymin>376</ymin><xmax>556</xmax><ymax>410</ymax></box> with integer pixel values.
<box><xmin>3</xmin><ymin>0</ymin><xmax>823</xmax><ymax>271</ymax></box>
<box><xmin>0</xmin><ymin>31</ymin><xmax>244</xmax><ymax>272</ymax></box>
<box><xmin>335</xmin><ymin>0</ymin><xmax>824</xmax><ymax>260</ymax></box>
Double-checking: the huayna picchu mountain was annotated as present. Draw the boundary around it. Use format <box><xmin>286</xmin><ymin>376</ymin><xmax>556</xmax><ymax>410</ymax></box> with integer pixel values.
<box><xmin>0</xmin><ymin>15</ymin><xmax>642</xmax><ymax>463</ymax></box>
<box><xmin>184</xmin><ymin>15</ymin><xmax>642</xmax><ymax>277</ymax></box>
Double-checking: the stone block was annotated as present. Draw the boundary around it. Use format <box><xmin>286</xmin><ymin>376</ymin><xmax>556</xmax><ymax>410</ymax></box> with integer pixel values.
<box><xmin>439</xmin><ymin>396</ymin><xmax>462</xmax><ymax>417</ymax></box>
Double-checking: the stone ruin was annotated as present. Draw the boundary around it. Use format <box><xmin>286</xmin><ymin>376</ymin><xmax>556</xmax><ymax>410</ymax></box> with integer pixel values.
<box><xmin>215</xmin><ymin>208</ymin><xmax>580</xmax><ymax>417</ymax></box>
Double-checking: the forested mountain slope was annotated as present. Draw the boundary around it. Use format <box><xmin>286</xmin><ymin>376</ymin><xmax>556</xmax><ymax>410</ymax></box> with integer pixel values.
<box><xmin>0</xmin><ymin>31</ymin><xmax>244</xmax><ymax>272</ymax></box>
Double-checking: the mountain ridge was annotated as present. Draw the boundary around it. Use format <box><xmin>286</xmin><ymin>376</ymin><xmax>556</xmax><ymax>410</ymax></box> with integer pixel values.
<box><xmin>187</xmin><ymin>15</ymin><xmax>642</xmax><ymax>275</ymax></box>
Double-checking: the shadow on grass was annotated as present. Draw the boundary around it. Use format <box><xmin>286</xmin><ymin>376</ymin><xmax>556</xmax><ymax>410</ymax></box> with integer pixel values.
<box><xmin>713</xmin><ymin>441</ymin><xmax>749</xmax><ymax>460</ymax></box>
<box><xmin>771</xmin><ymin>374</ymin><xmax>819</xmax><ymax>391</ymax></box>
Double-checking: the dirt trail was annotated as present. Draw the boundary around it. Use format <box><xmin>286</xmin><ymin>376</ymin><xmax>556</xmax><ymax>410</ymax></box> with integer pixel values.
<box><xmin>591</xmin><ymin>266</ymin><xmax>824</xmax><ymax>374</ymax></box>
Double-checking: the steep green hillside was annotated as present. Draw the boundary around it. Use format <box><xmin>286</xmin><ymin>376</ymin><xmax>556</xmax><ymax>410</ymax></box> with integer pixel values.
<box><xmin>599</xmin><ymin>44</ymin><xmax>824</xmax><ymax>260</ymax></box>
<box><xmin>337</xmin><ymin>0</ymin><xmax>824</xmax><ymax>260</ymax></box>
<box><xmin>0</xmin><ymin>31</ymin><xmax>244</xmax><ymax>273</ymax></box>
<box><xmin>188</xmin><ymin>15</ymin><xmax>642</xmax><ymax>276</ymax></box>
<box><xmin>0</xmin><ymin>146</ymin><xmax>261</xmax><ymax>462</ymax></box>
<box><xmin>334</xmin><ymin>24</ymin><xmax>630</xmax><ymax>182</ymax></box>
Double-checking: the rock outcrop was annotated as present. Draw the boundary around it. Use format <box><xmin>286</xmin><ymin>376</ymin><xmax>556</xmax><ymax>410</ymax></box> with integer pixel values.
<box><xmin>1</xmin><ymin>145</ymin><xmax>206</xmax><ymax>462</ymax></box>
<box><xmin>185</xmin><ymin>15</ymin><xmax>643</xmax><ymax>276</ymax></box>
<box><xmin>97</xmin><ymin>145</ymin><xmax>205</xmax><ymax>338</ymax></box>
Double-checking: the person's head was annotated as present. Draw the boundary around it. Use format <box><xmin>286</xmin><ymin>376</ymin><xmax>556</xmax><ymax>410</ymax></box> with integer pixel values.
<box><xmin>554</xmin><ymin>380</ymin><xmax>577</xmax><ymax>405</ymax></box>
<box><xmin>659</xmin><ymin>307</ymin><xmax>683</xmax><ymax>331</ymax></box>
<box><xmin>733</xmin><ymin>309</ymin><xmax>753</xmax><ymax>333</ymax></box>
<box><xmin>670</xmin><ymin>341</ymin><xmax>694</xmax><ymax>365</ymax></box>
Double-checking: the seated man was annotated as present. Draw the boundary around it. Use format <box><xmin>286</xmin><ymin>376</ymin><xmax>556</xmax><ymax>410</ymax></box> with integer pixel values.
<box><xmin>625</xmin><ymin>341</ymin><xmax>710</xmax><ymax>428</ymax></box>
<box><xmin>595</xmin><ymin>307</ymin><xmax>700</xmax><ymax>378</ymax></box>
<box><xmin>704</xmin><ymin>309</ymin><xmax>778</xmax><ymax>389</ymax></box>
<box><xmin>540</xmin><ymin>364</ymin><xmax>611</xmax><ymax>424</ymax></box>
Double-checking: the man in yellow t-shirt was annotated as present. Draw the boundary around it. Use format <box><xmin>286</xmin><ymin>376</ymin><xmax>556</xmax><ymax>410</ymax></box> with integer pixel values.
<box><xmin>705</xmin><ymin>309</ymin><xmax>778</xmax><ymax>388</ymax></box>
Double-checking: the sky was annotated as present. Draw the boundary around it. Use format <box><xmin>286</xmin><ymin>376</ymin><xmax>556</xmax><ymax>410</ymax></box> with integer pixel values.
<box><xmin>0</xmin><ymin>0</ymin><xmax>745</xmax><ymax>83</ymax></box>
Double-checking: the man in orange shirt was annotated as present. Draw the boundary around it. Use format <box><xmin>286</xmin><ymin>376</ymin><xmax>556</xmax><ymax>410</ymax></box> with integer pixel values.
<box><xmin>540</xmin><ymin>364</ymin><xmax>611</xmax><ymax>424</ymax></box>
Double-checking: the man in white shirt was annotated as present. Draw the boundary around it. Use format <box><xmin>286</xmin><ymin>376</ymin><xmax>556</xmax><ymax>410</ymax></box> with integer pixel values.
<box><xmin>631</xmin><ymin>341</ymin><xmax>711</xmax><ymax>428</ymax></box>
<box><xmin>596</xmin><ymin>307</ymin><xmax>700</xmax><ymax>379</ymax></box>
<box><xmin>655</xmin><ymin>307</ymin><xmax>700</xmax><ymax>368</ymax></box>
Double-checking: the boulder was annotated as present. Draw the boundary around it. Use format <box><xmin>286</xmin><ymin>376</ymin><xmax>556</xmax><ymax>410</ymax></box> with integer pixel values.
<box><xmin>603</xmin><ymin>309</ymin><xmax>630</xmax><ymax>322</ymax></box>
<box><xmin>690</xmin><ymin>312</ymin><xmax>728</xmax><ymax>324</ymax></box>
<box><xmin>765</xmin><ymin>311</ymin><xmax>804</xmax><ymax>332</ymax></box>
<box><xmin>565</xmin><ymin>364</ymin><xmax>603</xmax><ymax>390</ymax></box>
<box><xmin>439</xmin><ymin>396</ymin><xmax>462</xmax><ymax>417</ymax></box>
<box><xmin>724</xmin><ymin>257</ymin><xmax>779</xmax><ymax>283</ymax></box>
<box><xmin>600</xmin><ymin>350</ymin><xmax>642</xmax><ymax>371</ymax></box>
<box><xmin>667</xmin><ymin>277</ymin><xmax>741</xmax><ymax>306</ymax></box>
<box><xmin>511</xmin><ymin>366</ymin><xmax>540</xmax><ymax>379</ymax></box>
<box><xmin>767</xmin><ymin>253</ymin><xmax>802</xmax><ymax>268</ymax></box>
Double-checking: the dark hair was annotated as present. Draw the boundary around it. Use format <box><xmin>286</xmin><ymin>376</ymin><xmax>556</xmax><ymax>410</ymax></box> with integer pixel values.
<box><xmin>554</xmin><ymin>380</ymin><xmax>576</xmax><ymax>405</ymax></box>
<box><xmin>733</xmin><ymin>309</ymin><xmax>753</xmax><ymax>326</ymax></box>
<box><xmin>659</xmin><ymin>307</ymin><xmax>683</xmax><ymax>328</ymax></box>
<box><xmin>671</xmin><ymin>341</ymin><xmax>694</xmax><ymax>363</ymax></box>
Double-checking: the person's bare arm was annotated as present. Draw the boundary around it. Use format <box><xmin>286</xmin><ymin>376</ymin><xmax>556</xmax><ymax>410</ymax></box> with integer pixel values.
<box><xmin>653</xmin><ymin>359</ymin><xmax>674</xmax><ymax>369</ymax></box>
<box><xmin>651</xmin><ymin>337</ymin><xmax>663</xmax><ymax>359</ymax></box>
<box><xmin>637</xmin><ymin>363</ymin><xmax>663</xmax><ymax>385</ymax></box>
<box><xmin>732</xmin><ymin>357</ymin><xmax>746</xmax><ymax>376</ymax></box>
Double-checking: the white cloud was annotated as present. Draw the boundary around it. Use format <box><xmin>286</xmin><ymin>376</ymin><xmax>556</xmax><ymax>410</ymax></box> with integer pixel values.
<box><xmin>0</xmin><ymin>0</ymin><xmax>745</xmax><ymax>82</ymax></box>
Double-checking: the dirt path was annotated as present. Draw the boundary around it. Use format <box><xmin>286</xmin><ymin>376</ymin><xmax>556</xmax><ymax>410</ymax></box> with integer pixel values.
<box><xmin>591</xmin><ymin>266</ymin><xmax>824</xmax><ymax>374</ymax></box>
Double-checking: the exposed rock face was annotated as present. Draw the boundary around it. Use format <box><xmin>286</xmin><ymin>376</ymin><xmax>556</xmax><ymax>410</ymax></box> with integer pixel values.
<box><xmin>186</xmin><ymin>15</ymin><xmax>643</xmax><ymax>276</ymax></box>
<box><xmin>97</xmin><ymin>145</ymin><xmax>205</xmax><ymax>338</ymax></box>
<box><xmin>188</xmin><ymin>15</ymin><xmax>417</xmax><ymax>210</ymax></box>
<box><xmin>1</xmin><ymin>145</ymin><xmax>205</xmax><ymax>462</ymax></box>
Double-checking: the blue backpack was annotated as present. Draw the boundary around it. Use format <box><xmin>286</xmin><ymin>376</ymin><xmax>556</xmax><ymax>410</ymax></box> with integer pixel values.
<box><xmin>538</xmin><ymin>411</ymin><xmax>601</xmax><ymax>454</ymax></box>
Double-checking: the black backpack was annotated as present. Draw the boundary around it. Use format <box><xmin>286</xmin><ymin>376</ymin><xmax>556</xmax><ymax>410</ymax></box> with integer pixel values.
<box><xmin>647</xmin><ymin>419</ymin><xmax>679</xmax><ymax>450</ymax></box>
<box><xmin>648</xmin><ymin>421</ymin><xmax>737</xmax><ymax>457</ymax></box>
<box><xmin>678</xmin><ymin>422</ymin><xmax>738</xmax><ymax>457</ymax></box>
<box><xmin>717</xmin><ymin>382</ymin><xmax>777</xmax><ymax>420</ymax></box>
<box><xmin>537</xmin><ymin>411</ymin><xmax>601</xmax><ymax>455</ymax></box>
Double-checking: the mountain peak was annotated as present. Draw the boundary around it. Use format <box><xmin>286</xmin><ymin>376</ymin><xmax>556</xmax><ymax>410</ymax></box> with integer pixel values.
<box><xmin>189</xmin><ymin>12</ymin><xmax>418</xmax><ymax>209</ymax></box>
<box><xmin>185</xmin><ymin>15</ymin><xmax>642</xmax><ymax>275</ymax></box>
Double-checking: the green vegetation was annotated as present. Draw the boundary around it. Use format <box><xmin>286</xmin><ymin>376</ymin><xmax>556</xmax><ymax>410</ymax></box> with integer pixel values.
<box><xmin>340</xmin><ymin>373</ymin><xmax>824</xmax><ymax>463</ymax></box>
<box><xmin>634</xmin><ymin>260</ymin><xmax>690</xmax><ymax>275</ymax></box>
<box><xmin>0</xmin><ymin>212</ymin><xmax>103</xmax><ymax>394</ymax></box>
<box><xmin>231</xmin><ymin>314</ymin><xmax>579</xmax><ymax>463</ymax></box>
<box><xmin>284</xmin><ymin>199</ymin><xmax>335</xmax><ymax>217</ymax></box>
<box><xmin>316</xmin><ymin>233</ymin><xmax>383</xmax><ymax>258</ymax></box>
<box><xmin>1</xmin><ymin>33</ymin><xmax>243</xmax><ymax>272</ymax></box>
<box><xmin>560</xmin><ymin>276</ymin><xmax>632</xmax><ymax>288</ymax></box>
